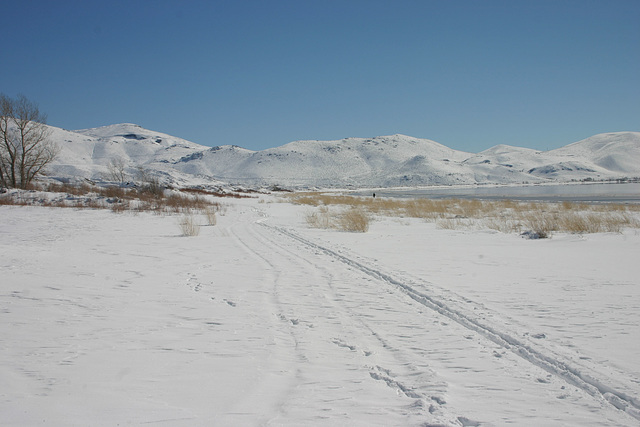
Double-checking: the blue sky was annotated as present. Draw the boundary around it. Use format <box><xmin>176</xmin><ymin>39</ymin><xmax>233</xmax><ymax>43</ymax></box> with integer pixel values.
<box><xmin>2</xmin><ymin>0</ymin><xmax>638</xmax><ymax>152</ymax></box>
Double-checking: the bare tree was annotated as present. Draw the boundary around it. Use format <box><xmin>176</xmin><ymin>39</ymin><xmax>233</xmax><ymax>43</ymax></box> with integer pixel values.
<box><xmin>106</xmin><ymin>156</ymin><xmax>128</xmax><ymax>183</ymax></box>
<box><xmin>0</xmin><ymin>94</ymin><xmax>58</xmax><ymax>189</ymax></box>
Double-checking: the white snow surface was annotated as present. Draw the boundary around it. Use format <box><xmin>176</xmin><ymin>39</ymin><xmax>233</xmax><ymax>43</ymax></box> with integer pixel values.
<box><xmin>1</xmin><ymin>197</ymin><xmax>640</xmax><ymax>426</ymax></box>
<box><xmin>45</xmin><ymin>124</ymin><xmax>640</xmax><ymax>188</ymax></box>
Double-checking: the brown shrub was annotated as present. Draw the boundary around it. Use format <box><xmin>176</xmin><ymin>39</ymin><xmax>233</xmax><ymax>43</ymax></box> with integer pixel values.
<box><xmin>337</xmin><ymin>207</ymin><xmax>370</xmax><ymax>232</ymax></box>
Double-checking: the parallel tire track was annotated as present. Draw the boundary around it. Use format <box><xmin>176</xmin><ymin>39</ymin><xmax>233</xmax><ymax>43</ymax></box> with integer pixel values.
<box><xmin>262</xmin><ymin>222</ymin><xmax>640</xmax><ymax>422</ymax></box>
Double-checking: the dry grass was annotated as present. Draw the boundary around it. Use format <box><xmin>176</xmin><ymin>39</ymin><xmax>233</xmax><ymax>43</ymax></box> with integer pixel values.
<box><xmin>559</xmin><ymin>211</ymin><xmax>636</xmax><ymax>234</ymax></box>
<box><xmin>204</xmin><ymin>206</ymin><xmax>217</xmax><ymax>226</ymax></box>
<box><xmin>305</xmin><ymin>206</ymin><xmax>332</xmax><ymax>229</ymax></box>
<box><xmin>337</xmin><ymin>207</ymin><xmax>370</xmax><ymax>232</ymax></box>
<box><xmin>304</xmin><ymin>205</ymin><xmax>370</xmax><ymax>232</ymax></box>
<box><xmin>0</xmin><ymin>182</ymin><xmax>221</xmax><ymax>217</ymax></box>
<box><xmin>178</xmin><ymin>214</ymin><xmax>200</xmax><ymax>236</ymax></box>
<box><xmin>518</xmin><ymin>212</ymin><xmax>556</xmax><ymax>238</ymax></box>
<box><xmin>436</xmin><ymin>217</ymin><xmax>471</xmax><ymax>230</ymax></box>
<box><xmin>290</xmin><ymin>192</ymin><xmax>640</xmax><ymax>237</ymax></box>
<box><xmin>181</xmin><ymin>187</ymin><xmax>254</xmax><ymax>199</ymax></box>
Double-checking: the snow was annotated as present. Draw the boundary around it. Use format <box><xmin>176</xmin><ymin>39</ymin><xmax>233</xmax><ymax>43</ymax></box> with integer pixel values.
<box><xmin>44</xmin><ymin>124</ymin><xmax>640</xmax><ymax>189</ymax></box>
<box><xmin>46</xmin><ymin>124</ymin><xmax>226</xmax><ymax>187</ymax></box>
<box><xmin>2</xmin><ymin>196</ymin><xmax>639</xmax><ymax>426</ymax></box>
<box><xmin>550</xmin><ymin>132</ymin><xmax>640</xmax><ymax>174</ymax></box>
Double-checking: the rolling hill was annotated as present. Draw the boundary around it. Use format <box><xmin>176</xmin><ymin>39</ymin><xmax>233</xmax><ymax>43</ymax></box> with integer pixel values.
<box><xmin>45</xmin><ymin>124</ymin><xmax>640</xmax><ymax>188</ymax></box>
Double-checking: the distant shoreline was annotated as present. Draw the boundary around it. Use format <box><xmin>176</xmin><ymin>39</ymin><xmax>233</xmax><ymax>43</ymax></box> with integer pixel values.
<box><xmin>352</xmin><ymin>181</ymin><xmax>640</xmax><ymax>203</ymax></box>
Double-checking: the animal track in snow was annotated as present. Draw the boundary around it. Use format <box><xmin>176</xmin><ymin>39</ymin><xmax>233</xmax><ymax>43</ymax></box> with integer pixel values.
<box><xmin>185</xmin><ymin>276</ymin><xmax>205</xmax><ymax>292</ymax></box>
<box><xmin>368</xmin><ymin>365</ymin><xmax>422</xmax><ymax>399</ymax></box>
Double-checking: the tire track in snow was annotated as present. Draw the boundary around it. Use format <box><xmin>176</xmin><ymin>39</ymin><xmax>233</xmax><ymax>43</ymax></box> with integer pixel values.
<box><xmin>263</xmin><ymin>222</ymin><xmax>640</xmax><ymax>422</ymax></box>
<box><xmin>244</xmin><ymin>214</ymin><xmax>466</xmax><ymax>425</ymax></box>
<box><xmin>224</xmin><ymin>220</ymin><xmax>303</xmax><ymax>424</ymax></box>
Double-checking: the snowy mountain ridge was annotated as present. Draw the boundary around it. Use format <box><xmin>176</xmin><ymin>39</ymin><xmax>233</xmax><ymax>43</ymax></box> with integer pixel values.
<box><xmin>46</xmin><ymin>123</ymin><xmax>640</xmax><ymax>188</ymax></box>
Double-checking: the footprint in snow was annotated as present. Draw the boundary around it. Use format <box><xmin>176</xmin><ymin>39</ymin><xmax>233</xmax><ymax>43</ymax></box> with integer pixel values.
<box><xmin>331</xmin><ymin>338</ymin><xmax>356</xmax><ymax>351</ymax></box>
<box><xmin>457</xmin><ymin>416</ymin><xmax>482</xmax><ymax>426</ymax></box>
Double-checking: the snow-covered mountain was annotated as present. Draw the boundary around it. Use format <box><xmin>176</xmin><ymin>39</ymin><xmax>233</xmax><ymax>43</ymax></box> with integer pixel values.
<box><xmin>48</xmin><ymin>123</ymin><xmax>223</xmax><ymax>187</ymax></box>
<box><xmin>46</xmin><ymin>123</ymin><xmax>640</xmax><ymax>188</ymax></box>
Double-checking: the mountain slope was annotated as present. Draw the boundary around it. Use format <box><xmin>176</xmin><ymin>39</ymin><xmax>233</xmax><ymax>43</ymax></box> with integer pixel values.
<box><xmin>550</xmin><ymin>132</ymin><xmax>640</xmax><ymax>174</ymax></box>
<box><xmin>171</xmin><ymin>135</ymin><xmax>474</xmax><ymax>187</ymax></box>
<box><xmin>44</xmin><ymin>124</ymin><xmax>640</xmax><ymax>188</ymax></box>
<box><xmin>48</xmin><ymin>123</ymin><xmax>224</xmax><ymax>186</ymax></box>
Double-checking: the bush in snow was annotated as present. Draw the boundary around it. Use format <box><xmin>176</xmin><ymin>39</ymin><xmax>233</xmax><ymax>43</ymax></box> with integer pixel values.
<box><xmin>204</xmin><ymin>206</ymin><xmax>217</xmax><ymax>226</ymax></box>
<box><xmin>337</xmin><ymin>206</ymin><xmax>370</xmax><ymax>233</ymax></box>
<box><xmin>178</xmin><ymin>214</ymin><xmax>200</xmax><ymax>237</ymax></box>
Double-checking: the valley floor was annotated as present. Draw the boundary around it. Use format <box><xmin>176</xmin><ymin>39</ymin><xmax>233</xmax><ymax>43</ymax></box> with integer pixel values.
<box><xmin>1</xmin><ymin>197</ymin><xmax>639</xmax><ymax>426</ymax></box>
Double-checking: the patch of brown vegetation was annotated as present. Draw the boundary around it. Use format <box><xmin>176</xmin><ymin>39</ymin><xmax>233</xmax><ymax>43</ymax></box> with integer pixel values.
<box><xmin>289</xmin><ymin>192</ymin><xmax>640</xmax><ymax>237</ymax></box>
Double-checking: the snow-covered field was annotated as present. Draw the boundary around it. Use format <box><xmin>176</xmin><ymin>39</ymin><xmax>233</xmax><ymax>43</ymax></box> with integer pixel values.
<box><xmin>1</xmin><ymin>196</ymin><xmax>639</xmax><ymax>426</ymax></box>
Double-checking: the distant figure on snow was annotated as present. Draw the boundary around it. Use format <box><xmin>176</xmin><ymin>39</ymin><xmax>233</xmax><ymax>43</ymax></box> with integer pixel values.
<box><xmin>373</xmin><ymin>193</ymin><xmax>376</xmax><ymax>198</ymax></box>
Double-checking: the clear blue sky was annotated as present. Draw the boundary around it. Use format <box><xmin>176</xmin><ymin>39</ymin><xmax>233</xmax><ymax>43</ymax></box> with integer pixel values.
<box><xmin>2</xmin><ymin>0</ymin><xmax>638</xmax><ymax>152</ymax></box>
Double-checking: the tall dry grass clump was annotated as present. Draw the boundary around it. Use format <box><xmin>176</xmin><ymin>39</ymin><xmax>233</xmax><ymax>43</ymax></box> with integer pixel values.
<box><xmin>178</xmin><ymin>213</ymin><xmax>200</xmax><ymax>236</ymax></box>
<box><xmin>204</xmin><ymin>206</ymin><xmax>217</xmax><ymax>226</ymax></box>
<box><xmin>305</xmin><ymin>206</ymin><xmax>332</xmax><ymax>229</ymax></box>
<box><xmin>511</xmin><ymin>203</ymin><xmax>639</xmax><ymax>237</ymax></box>
<box><xmin>337</xmin><ymin>207</ymin><xmax>370</xmax><ymax>232</ymax></box>
<box><xmin>518</xmin><ymin>212</ymin><xmax>556</xmax><ymax>239</ymax></box>
<box><xmin>436</xmin><ymin>217</ymin><xmax>470</xmax><ymax>230</ymax></box>
<box><xmin>558</xmin><ymin>211</ymin><xmax>636</xmax><ymax>234</ymax></box>
<box><xmin>403</xmin><ymin>199</ymin><xmax>446</xmax><ymax>219</ymax></box>
<box><xmin>164</xmin><ymin>193</ymin><xmax>209</xmax><ymax>213</ymax></box>
<box><xmin>304</xmin><ymin>205</ymin><xmax>370</xmax><ymax>232</ymax></box>
<box><xmin>483</xmin><ymin>216</ymin><xmax>522</xmax><ymax>233</ymax></box>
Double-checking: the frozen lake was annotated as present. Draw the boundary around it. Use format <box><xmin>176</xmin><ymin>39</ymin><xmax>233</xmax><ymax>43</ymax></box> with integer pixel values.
<box><xmin>360</xmin><ymin>182</ymin><xmax>640</xmax><ymax>203</ymax></box>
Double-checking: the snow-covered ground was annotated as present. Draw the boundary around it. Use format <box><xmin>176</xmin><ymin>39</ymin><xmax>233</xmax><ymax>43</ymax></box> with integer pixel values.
<box><xmin>1</xmin><ymin>196</ymin><xmax>639</xmax><ymax>426</ymax></box>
